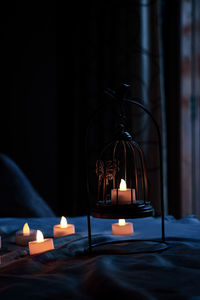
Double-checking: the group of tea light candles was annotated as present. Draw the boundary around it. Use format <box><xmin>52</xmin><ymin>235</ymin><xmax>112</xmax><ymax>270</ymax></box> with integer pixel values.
<box><xmin>15</xmin><ymin>217</ymin><xmax>133</xmax><ymax>255</ymax></box>
<box><xmin>16</xmin><ymin>216</ymin><xmax>75</xmax><ymax>255</ymax></box>
<box><xmin>15</xmin><ymin>178</ymin><xmax>134</xmax><ymax>256</ymax></box>
<box><xmin>15</xmin><ymin>217</ymin><xmax>134</xmax><ymax>255</ymax></box>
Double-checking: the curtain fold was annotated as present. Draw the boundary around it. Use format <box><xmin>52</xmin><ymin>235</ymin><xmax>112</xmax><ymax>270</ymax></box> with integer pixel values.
<box><xmin>160</xmin><ymin>0</ymin><xmax>200</xmax><ymax>219</ymax></box>
<box><xmin>180</xmin><ymin>0</ymin><xmax>200</xmax><ymax>218</ymax></box>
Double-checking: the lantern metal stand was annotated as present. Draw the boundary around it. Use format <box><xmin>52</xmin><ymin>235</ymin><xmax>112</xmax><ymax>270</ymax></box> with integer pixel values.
<box><xmin>85</xmin><ymin>83</ymin><xmax>165</xmax><ymax>253</ymax></box>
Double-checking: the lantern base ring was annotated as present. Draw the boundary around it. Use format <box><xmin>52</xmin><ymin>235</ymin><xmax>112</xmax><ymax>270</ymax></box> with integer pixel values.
<box><xmin>91</xmin><ymin>201</ymin><xmax>154</xmax><ymax>219</ymax></box>
<box><xmin>86</xmin><ymin>238</ymin><xmax>169</xmax><ymax>255</ymax></box>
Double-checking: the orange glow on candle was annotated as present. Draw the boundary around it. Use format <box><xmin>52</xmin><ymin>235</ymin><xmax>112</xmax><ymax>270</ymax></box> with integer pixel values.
<box><xmin>23</xmin><ymin>223</ymin><xmax>30</xmax><ymax>236</ymax></box>
<box><xmin>29</xmin><ymin>230</ymin><xmax>54</xmax><ymax>255</ymax></box>
<box><xmin>60</xmin><ymin>216</ymin><xmax>67</xmax><ymax>228</ymax></box>
<box><xmin>53</xmin><ymin>217</ymin><xmax>75</xmax><ymax>237</ymax></box>
<box><xmin>112</xmin><ymin>219</ymin><xmax>134</xmax><ymax>235</ymax></box>
<box><xmin>16</xmin><ymin>223</ymin><xmax>37</xmax><ymax>246</ymax></box>
<box><xmin>119</xmin><ymin>179</ymin><xmax>127</xmax><ymax>191</ymax></box>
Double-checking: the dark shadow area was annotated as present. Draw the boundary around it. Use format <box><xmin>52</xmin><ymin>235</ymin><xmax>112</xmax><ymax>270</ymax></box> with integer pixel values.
<box><xmin>0</xmin><ymin>1</ymin><xmax>195</xmax><ymax>218</ymax></box>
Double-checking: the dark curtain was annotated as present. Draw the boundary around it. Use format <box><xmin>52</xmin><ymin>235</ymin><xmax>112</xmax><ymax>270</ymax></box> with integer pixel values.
<box><xmin>58</xmin><ymin>1</ymin><xmax>165</xmax><ymax>216</ymax></box>
<box><xmin>0</xmin><ymin>1</ymin><xmax>167</xmax><ymax>217</ymax></box>
<box><xmin>178</xmin><ymin>0</ymin><xmax>200</xmax><ymax>218</ymax></box>
<box><xmin>161</xmin><ymin>0</ymin><xmax>200</xmax><ymax>218</ymax></box>
<box><xmin>0</xmin><ymin>2</ymin><xmax>57</xmax><ymax>213</ymax></box>
<box><xmin>160</xmin><ymin>0</ymin><xmax>181</xmax><ymax>217</ymax></box>
<box><xmin>1</xmin><ymin>0</ymin><xmax>199</xmax><ymax>219</ymax></box>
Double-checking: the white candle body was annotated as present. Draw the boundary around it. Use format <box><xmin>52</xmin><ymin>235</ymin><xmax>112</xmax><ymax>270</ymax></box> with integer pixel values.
<box><xmin>112</xmin><ymin>222</ymin><xmax>134</xmax><ymax>235</ymax></box>
<box><xmin>111</xmin><ymin>188</ymin><xmax>136</xmax><ymax>204</ymax></box>
<box><xmin>29</xmin><ymin>238</ymin><xmax>54</xmax><ymax>255</ymax></box>
<box><xmin>53</xmin><ymin>224</ymin><xmax>75</xmax><ymax>238</ymax></box>
<box><xmin>16</xmin><ymin>230</ymin><xmax>37</xmax><ymax>246</ymax></box>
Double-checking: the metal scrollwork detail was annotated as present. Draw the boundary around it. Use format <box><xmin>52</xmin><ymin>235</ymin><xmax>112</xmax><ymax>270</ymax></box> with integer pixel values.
<box><xmin>96</xmin><ymin>160</ymin><xmax>119</xmax><ymax>183</ymax></box>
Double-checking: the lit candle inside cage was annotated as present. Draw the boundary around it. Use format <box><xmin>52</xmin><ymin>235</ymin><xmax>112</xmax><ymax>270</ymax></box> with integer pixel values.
<box><xmin>28</xmin><ymin>230</ymin><xmax>54</xmax><ymax>255</ymax></box>
<box><xmin>16</xmin><ymin>223</ymin><xmax>37</xmax><ymax>246</ymax></box>
<box><xmin>53</xmin><ymin>216</ymin><xmax>75</xmax><ymax>238</ymax></box>
<box><xmin>112</xmin><ymin>219</ymin><xmax>134</xmax><ymax>235</ymax></box>
<box><xmin>111</xmin><ymin>179</ymin><xmax>136</xmax><ymax>204</ymax></box>
<box><xmin>119</xmin><ymin>179</ymin><xmax>127</xmax><ymax>190</ymax></box>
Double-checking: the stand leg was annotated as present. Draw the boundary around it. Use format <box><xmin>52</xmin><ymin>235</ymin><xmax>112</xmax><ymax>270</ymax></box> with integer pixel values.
<box><xmin>87</xmin><ymin>214</ymin><xmax>92</xmax><ymax>253</ymax></box>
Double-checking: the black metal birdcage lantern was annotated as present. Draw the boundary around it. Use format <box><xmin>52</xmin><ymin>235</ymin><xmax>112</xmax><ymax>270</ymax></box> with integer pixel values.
<box><xmin>85</xmin><ymin>83</ymin><xmax>165</xmax><ymax>252</ymax></box>
<box><xmin>93</xmin><ymin>121</ymin><xmax>154</xmax><ymax>219</ymax></box>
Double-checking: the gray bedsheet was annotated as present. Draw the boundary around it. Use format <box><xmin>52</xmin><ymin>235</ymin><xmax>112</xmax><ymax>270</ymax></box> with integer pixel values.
<box><xmin>0</xmin><ymin>215</ymin><xmax>200</xmax><ymax>299</ymax></box>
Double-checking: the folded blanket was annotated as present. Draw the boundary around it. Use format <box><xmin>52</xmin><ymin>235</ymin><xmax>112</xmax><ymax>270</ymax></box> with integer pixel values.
<box><xmin>0</xmin><ymin>154</ymin><xmax>55</xmax><ymax>217</ymax></box>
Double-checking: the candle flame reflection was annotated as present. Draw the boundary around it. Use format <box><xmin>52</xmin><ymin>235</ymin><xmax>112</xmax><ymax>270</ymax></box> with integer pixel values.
<box><xmin>23</xmin><ymin>223</ymin><xmax>30</xmax><ymax>236</ymax></box>
<box><xmin>60</xmin><ymin>216</ymin><xmax>68</xmax><ymax>228</ymax></box>
<box><xmin>36</xmin><ymin>230</ymin><xmax>44</xmax><ymax>242</ymax></box>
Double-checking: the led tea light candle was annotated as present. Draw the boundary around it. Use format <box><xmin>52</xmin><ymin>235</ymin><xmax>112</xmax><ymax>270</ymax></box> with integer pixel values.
<box><xmin>29</xmin><ymin>230</ymin><xmax>54</xmax><ymax>255</ymax></box>
<box><xmin>111</xmin><ymin>179</ymin><xmax>136</xmax><ymax>204</ymax></box>
<box><xmin>53</xmin><ymin>216</ymin><xmax>75</xmax><ymax>238</ymax></box>
<box><xmin>16</xmin><ymin>223</ymin><xmax>37</xmax><ymax>246</ymax></box>
<box><xmin>112</xmin><ymin>219</ymin><xmax>134</xmax><ymax>235</ymax></box>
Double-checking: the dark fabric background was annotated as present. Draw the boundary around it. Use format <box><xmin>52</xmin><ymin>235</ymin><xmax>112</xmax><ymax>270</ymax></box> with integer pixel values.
<box><xmin>0</xmin><ymin>1</ymin><xmax>188</xmax><ymax>218</ymax></box>
<box><xmin>58</xmin><ymin>1</ymin><xmax>163</xmax><ymax>216</ymax></box>
<box><xmin>0</xmin><ymin>1</ymin><xmax>164</xmax><ymax>217</ymax></box>
<box><xmin>0</xmin><ymin>2</ymin><xmax>57</xmax><ymax>214</ymax></box>
<box><xmin>160</xmin><ymin>0</ymin><xmax>181</xmax><ymax>217</ymax></box>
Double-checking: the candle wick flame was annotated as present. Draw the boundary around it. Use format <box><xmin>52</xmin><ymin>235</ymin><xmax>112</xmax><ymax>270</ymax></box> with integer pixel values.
<box><xmin>118</xmin><ymin>219</ymin><xmax>126</xmax><ymax>226</ymax></box>
<box><xmin>60</xmin><ymin>216</ymin><xmax>68</xmax><ymax>228</ymax></box>
<box><xmin>119</xmin><ymin>179</ymin><xmax>127</xmax><ymax>191</ymax></box>
<box><xmin>23</xmin><ymin>222</ymin><xmax>30</xmax><ymax>236</ymax></box>
<box><xmin>36</xmin><ymin>230</ymin><xmax>44</xmax><ymax>242</ymax></box>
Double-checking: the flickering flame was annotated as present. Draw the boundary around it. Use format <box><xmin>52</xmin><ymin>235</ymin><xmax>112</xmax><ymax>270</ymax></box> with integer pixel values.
<box><xmin>36</xmin><ymin>230</ymin><xmax>44</xmax><ymax>242</ymax></box>
<box><xmin>118</xmin><ymin>219</ymin><xmax>126</xmax><ymax>226</ymax></box>
<box><xmin>23</xmin><ymin>223</ymin><xmax>30</xmax><ymax>236</ymax></box>
<box><xmin>119</xmin><ymin>179</ymin><xmax>127</xmax><ymax>191</ymax></box>
<box><xmin>60</xmin><ymin>216</ymin><xmax>68</xmax><ymax>228</ymax></box>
